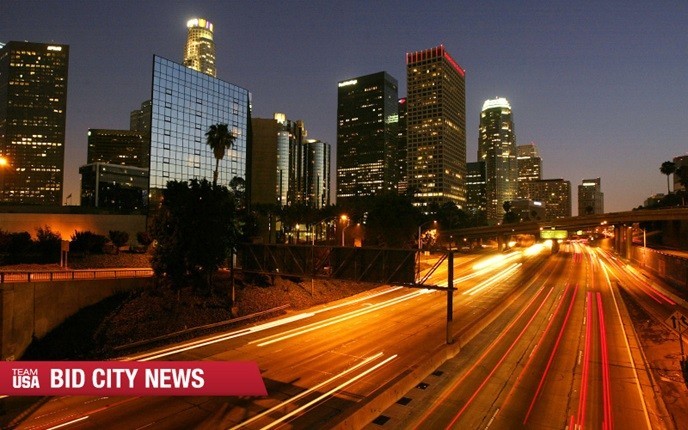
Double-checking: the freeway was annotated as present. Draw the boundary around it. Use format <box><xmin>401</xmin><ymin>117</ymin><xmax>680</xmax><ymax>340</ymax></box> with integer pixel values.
<box><xmin>370</xmin><ymin>242</ymin><xmax>672</xmax><ymax>430</ymax></box>
<box><xmin>6</xmin><ymin>249</ymin><xmax>550</xmax><ymax>429</ymax></box>
<box><xmin>7</xmin><ymin>241</ymin><xmax>682</xmax><ymax>429</ymax></box>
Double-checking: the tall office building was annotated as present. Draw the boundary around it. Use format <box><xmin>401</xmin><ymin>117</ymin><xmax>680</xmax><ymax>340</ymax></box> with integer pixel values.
<box><xmin>305</xmin><ymin>139</ymin><xmax>331</xmax><ymax>208</ymax></box>
<box><xmin>87</xmin><ymin>129</ymin><xmax>148</xmax><ymax>168</ymax></box>
<box><xmin>406</xmin><ymin>45</ymin><xmax>466</xmax><ymax>211</ymax></box>
<box><xmin>397</xmin><ymin>97</ymin><xmax>408</xmax><ymax>195</ymax></box>
<box><xmin>578</xmin><ymin>178</ymin><xmax>604</xmax><ymax>215</ymax></box>
<box><xmin>130</xmin><ymin>100</ymin><xmax>152</xmax><ymax>136</ymax></box>
<box><xmin>517</xmin><ymin>143</ymin><xmax>542</xmax><ymax>198</ymax></box>
<box><xmin>251</xmin><ymin>114</ymin><xmax>330</xmax><ymax>208</ymax></box>
<box><xmin>183</xmin><ymin>18</ymin><xmax>216</xmax><ymax>77</ymax></box>
<box><xmin>466</xmin><ymin>161</ymin><xmax>487</xmax><ymax>218</ymax></box>
<box><xmin>673</xmin><ymin>155</ymin><xmax>688</xmax><ymax>192</ymax></box>
<box><xmin>149</xmin><ymin>56</ymin><xmax>249</xmax><ymax>202</ymax></box>
<box><xmin>520</xmin><ymin>179</ymin><xmax>571</xmax><ymax>220</ymax></box>
<box><xmin>479</xmin><ymin>97</ymin><xmax>517</xmax><ymax>223</ymax></box>
<box><xmin>0</xmin><ymin>41</ymin><xmax>68</xmax><ymax>205</ymax></box>
<box><xmin>336</xmin><ymin>72</ymin><xmax>399</xmax><ymax>203</ymax></box>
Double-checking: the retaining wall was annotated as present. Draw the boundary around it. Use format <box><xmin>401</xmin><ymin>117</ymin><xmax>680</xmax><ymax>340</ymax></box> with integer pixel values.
<box><xmin>630</xmin><ymin>245</ymin><xmax>688</xmax><ymax>293</ymax></box>
<box><xmin>0</xmin><ymin>277</ymin><xmax>151</xmax><ymax>360</ymax></box>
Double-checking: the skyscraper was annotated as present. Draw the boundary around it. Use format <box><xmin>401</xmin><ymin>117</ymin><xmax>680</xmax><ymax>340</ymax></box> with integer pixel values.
<box><xmin>183</xmin><ymin>18</ymin><xmax>216</xmax><ymax>77</ymax></box>
<box><xmin>520</xmin><ymin>179</ymin><xmax>572</xmax><ymax>220</ymax></box>
<box><xmin>578</xmin><ymin>178</ymin><xmax>604</xmax><ymax>215</ymax></box>
<box><xmin>251</xmin><ymin>114</ymin><xmax>330</xmax><ymax>209</ymax></box>
<box><xmin>305</xmin><ymin>139</ymin><xmax>331</xmax><ymax>209</ymax></box>
<box><xmin>397</xmin><ymin>97</ymin><xmax>408</xmax><ymax>195</ymax></box>
<box><xmin>466</xmin><ymin>161</ymin><xmax>487</xmax><ymax>218</ymax></box>
<box><xmin>87</xmin><ymin>129</ymin><xmax>148</xmax><ymax>168</ymax></box>
<box><xmin>149</xmin><ymin>56</ymin><xmax>249</xmax><ymax>202</ymax></box>
<box><xmin>0</xmin><ymin>41</ymin><xmax>68</xmax><ymax>205</ymax></box>
<box><xmin>336</xmin><ymin>72</ymin><xmax>399</xmax><ymax>203</ymax></box>
<box><xmin>406</xmin><ymin>45</ymin><xmax>466</xmax><ymax>211</ymax></box>
<box><xmin>479</xmin><ymin>97</ymin><xmax>517</xmax><ymax>223</ymax></box>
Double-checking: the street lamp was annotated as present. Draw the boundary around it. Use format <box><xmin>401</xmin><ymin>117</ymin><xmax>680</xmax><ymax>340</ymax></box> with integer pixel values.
<box><xmin>418</xmin><ymin>220</ymin><xmax>437</xmax><ymax>250</ymax></box>
<box><xmin>341</xmin><ymin>215</ymin><xmax>351</xmax><ymax>246</ymax></box>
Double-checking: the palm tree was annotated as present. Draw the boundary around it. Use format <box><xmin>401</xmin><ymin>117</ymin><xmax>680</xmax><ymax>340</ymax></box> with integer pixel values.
<box><xmin>205</xmin><ymin>123</ymin><xmax>236</xmax><ymax>187</ymax></box>
<box><xmin>660</xmin><ymin>160</ymin><xmax>676</xmax><ymax>195</ymax></box>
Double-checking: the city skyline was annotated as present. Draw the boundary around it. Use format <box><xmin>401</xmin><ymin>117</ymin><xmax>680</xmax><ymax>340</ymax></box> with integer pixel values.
<box><xmin>1</xmin><ymin>1</ymin><xmax>686</xmax><ymax>213</ymax></box>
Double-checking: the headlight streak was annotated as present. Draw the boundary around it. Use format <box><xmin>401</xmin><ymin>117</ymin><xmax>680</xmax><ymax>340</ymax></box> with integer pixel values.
<box><xmin>228</xmin><ymin>352</ymin><xmax>386</xmax><ymax>430</ymax></box>
<box><xmin>253</xmin><ymin>289</ymin><xmax>433</xmax><ymax>347</ymax></box>
<box><xmin>255</xmin><ymin>354</ymin><xmax>398</xmax><ymax>430</ymax></box>
<box><xmin>127</xmin><ymin>287</ymin><xmax>404</xmax><ymax>361</ymax></box>
<box><xmin>462</xmin><ymin>263</ymin><xmax>522</xmax><ymax>296</ymax></box>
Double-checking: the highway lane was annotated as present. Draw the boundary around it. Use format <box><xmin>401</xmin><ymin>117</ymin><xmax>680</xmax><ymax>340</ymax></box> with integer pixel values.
<box><xmin>376</xmin><ymin>243</ymin><xmax>661</xmax><ymax>430</ymax></box>
<box><xmin>8</xmin><ymin>250</ymin><xmax>552</xmax><ymax>429</ymax></box>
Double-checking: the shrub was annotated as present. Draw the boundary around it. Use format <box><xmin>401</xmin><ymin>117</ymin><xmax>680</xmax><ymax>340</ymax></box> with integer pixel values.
<box><xmin>109</xmin><ymin>230</ymin><xmax>129</xmax><ymax>249</ymax></box>
<box><xmin>70</xmin><ymin>230</ymin><xmax>108</xmax><ymax>255</ymax></box>
<box><xmin>136</xmin><ymin>231</ymin><xmax>153</xmax><ymax>246</ymax></box>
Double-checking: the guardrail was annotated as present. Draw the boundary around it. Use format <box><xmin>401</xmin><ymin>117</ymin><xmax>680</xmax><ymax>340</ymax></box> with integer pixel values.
<box><xmin>0</xmin><ymin>268</ymin><xmax>154</xmax><ymax>283</ymax></box>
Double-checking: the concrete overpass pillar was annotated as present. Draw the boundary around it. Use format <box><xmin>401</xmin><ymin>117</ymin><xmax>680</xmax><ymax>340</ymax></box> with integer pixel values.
<box><xmin>614</xmin><ymin>225</ymin><xmax>622</xmax><ymax>255</ymax></box>
<box><xmin>497</xmin><ymin>236</ymin><xmax>504</xmax><ymax>251</ymax></box>
<box><xmin>625</xmin><ymin>226</ymin><xmax>633</xmax><ymax>259</ymax></box>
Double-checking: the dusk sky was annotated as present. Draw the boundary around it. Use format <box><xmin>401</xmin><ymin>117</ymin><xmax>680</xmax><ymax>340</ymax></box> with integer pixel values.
<box><xmin>2</xmin><ymin>0</ymin><xmax>686</xmax><ymax>213</ymax></box>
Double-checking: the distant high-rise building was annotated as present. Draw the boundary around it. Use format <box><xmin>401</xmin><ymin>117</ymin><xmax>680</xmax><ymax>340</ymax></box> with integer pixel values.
<box><xmin>130</xmin><ymin>100</ymin><xmax>152</xmax><ymax>136</ymax></box>
<box><xmin>251</xmin><ymin>114</ymin><xmax>330</xmax><ymax>208</ymax></box>
<box><xmin>336</xmin><ymin>71</ymin><xmax>399</xmax><ymax>203</ymax></box>
<box><xmin>397</xmin><ymin>97</ymin><xmax>408</xmax><ymax>195</ymax></box>
<box><xmin>520</xmin><ymin>179</ymin><xmax>572</xmax><ymax>220</ymax></box>
<box><xmin>79</xmin><ymin>163</ymin><xmax>148</xmax><ymax>212</ymax></box>
<box><xmin>0</xmin><ymin>41</ymin><xmax>69</xmax><ymax>205</ymax></box>
<box><xmin>479</xmin><ymin>97</ymin><xmax>517</xmax><ymax>223</ymax></box>
<box><xmin>406</xmin><ymin>46</ymin><xmax>466</xmax><ymax>211</ymax></box>
<box><xmin>305</xmin><ymin>139</ymin><xmax>331</xmax><ymax>209</ymax></box>
<box><xmin>183</xmin><ymin>18</ymin><xmax>216</xmax><ymax>77</ymax></box>
<box><xmin>87</xmin><ymin>129</ymin><xmax>148</xmax><ymax>168</ymax></box>
<box><xmin>466</xmin><ymin>161</ymin><xmax>487</xmax><ymax>218</ymax></box>
<box><xmin>578</xmin><ymin>178</ymin><xmax>604</xmax><ymax>215</ymax></box>
<box><xmin>673</xmin><ymin>155</ymin><xmax>688</xmax><ymax>192</ymax></box>
<box><xmin>149</xmin><ymin>56</ymin><xmax>249</xmax><ymax>202</ymax></box>
<box><xmin>517</xmin><ymin>143</ymin><xmax>541</xmax><ymax>181</ymax></box>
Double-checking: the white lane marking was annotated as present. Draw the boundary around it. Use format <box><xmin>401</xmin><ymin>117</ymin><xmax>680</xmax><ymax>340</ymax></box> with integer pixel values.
<box><xmin>255</xmin><ymin>354</ymin><xmax>398</xmax><ymax>430</ymax></box>
<box><xmin>229</xmin><ymin>352</ymin><xmax>385</xmax><ymax>430</ymax></box>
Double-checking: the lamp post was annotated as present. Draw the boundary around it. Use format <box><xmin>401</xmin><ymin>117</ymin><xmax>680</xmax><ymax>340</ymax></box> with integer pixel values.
<box><xmin>0</xmin><ymin>156</ymin><xmax>7</xmax><ymax>201</ymax></box>
<box><xmin>418</xmin><ymin>220</ymin><xmax>437</xmax><ymax>250</ymax></box>
<box><xmin>341</xmin><ymin>215</ymin><xmax>351</xmax><ymax>246</ymax></box>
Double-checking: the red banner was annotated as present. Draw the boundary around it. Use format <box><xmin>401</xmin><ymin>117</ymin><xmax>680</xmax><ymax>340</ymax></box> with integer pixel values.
<box><xmin>0</xmin><ymin>361</ymin><xmax>267</xmax><ymax>396</ymax></box>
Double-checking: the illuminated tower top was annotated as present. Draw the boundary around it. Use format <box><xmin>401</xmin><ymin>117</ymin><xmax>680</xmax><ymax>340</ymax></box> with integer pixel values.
<box><xmin>183</xmin><ymin>18</ymin><xmax>216</xmax><ymax>77</ymax></box>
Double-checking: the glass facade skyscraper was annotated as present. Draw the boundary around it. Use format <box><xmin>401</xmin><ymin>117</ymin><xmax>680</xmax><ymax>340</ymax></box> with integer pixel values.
<box><xmin>150</xmin><ymin>56</ymin><xmax>249</xmax><ymax>200</ymax></box>
<box><xmin>337</xmin><ymin>71</ymin><xmax>399</xmax><ymax>203</ymax></box>
<box><xmin>0</xmin><ymin>41</ymin><xmax>68</xmax><ymax>205</ymax></box>
<box><xmin>183</xmin><ymin>18</ymin><xmax>216</xmax><ymax>77</ymax></box>
<box><xmin>406</xmin><ymin>46</ymin><xmax>466</xmax><ymax>211</ymax></box>
<box><xmin>479</xmin><ymin>97</ymin><xmax>517</xmax><ymax>224</ymax></box>
<box><xmin>251</xmin><ymin>114</ymin><xmax>330</xmax><ymax>209</ymax></box>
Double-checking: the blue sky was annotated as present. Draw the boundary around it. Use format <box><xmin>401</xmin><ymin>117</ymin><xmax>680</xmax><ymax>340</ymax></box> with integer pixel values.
<box><xmin>2</xmin><ymin>0</ymin><xmax>686</xmax><ymax>212</ymax></box>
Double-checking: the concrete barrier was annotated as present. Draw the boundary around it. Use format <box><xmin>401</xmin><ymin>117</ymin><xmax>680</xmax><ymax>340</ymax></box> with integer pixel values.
<box><xmin>0</xmin><ymin>277</ymin><xmax>151</xmax><ymax>360</ymax></box>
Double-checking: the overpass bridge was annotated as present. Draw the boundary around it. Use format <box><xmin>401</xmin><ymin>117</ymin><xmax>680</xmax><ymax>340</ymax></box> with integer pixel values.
<box><xmin>448</xmin><ymin>207</ymin><xmax>688</xmax><ymax>255</ymax></box>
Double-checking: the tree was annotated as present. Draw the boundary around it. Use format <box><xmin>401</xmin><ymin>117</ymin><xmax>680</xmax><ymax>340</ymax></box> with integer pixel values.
<box><xmin>205</xmin><ymin>123</ymin><xmax>236</xmax><ymax>187</ymax></box>
<box><xmin>151</xmin><ymin>179</ymin><xmax>241</xmax><ymax>295</ymax></box>
<box><xmin>502</xmin><ymin>201</ymin><xmax>518</xmax><ymax>224</ymax></box>
<box><xmin>660</xmin><ymin>160</ymin><xmax>676</xmax><ymax>195</ymax></box>
<box><xmin>35</xmin><ymin>226</ymin><xmax>61</xmax><ymax>263</ymax></box>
